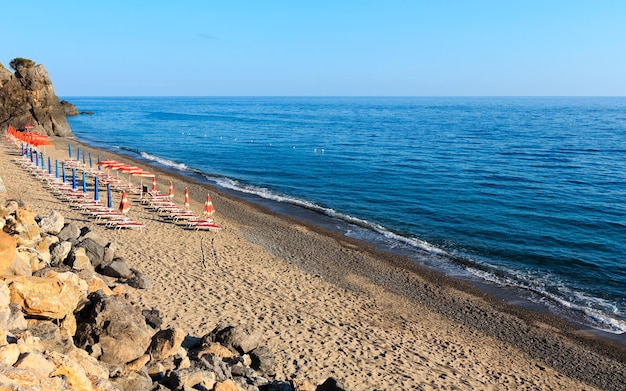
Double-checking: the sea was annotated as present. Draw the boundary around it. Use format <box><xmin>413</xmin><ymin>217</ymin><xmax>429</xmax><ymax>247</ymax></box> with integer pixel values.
<box><xmin>65</xmin><ymin>96</ymin><xmax>626</xmax><ymax>337</ymax></box>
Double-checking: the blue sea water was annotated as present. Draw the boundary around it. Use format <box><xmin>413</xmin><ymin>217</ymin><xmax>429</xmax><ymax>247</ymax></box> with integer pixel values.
<box><xmin>65</xmin><ymin>96</ymin><xmax>626</xmax><ymax>335</ymax></box>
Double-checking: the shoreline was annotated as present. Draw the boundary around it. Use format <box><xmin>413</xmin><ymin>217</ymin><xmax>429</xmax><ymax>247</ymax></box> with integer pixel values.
<box><xmin>75</xmin><ymin>134</ymin><xmax>626</xmax><ymax>344</ymax></box>
<box><xmin>3</xmin><ymin>135</ymin><xmax>626</xmax><ymax>389</ymax></box>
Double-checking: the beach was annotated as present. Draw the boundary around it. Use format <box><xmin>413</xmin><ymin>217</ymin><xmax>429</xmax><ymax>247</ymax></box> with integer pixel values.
<box><xmin>2</xmin><ymin>136</ymin><xmax>625</xmax><ymax>390</ymax></box>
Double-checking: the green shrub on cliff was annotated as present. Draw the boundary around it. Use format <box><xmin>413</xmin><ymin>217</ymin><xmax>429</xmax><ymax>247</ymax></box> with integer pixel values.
<box><xmin>9</xmin><ymin>58</ymin><xmax>35</xmax><ymax>70</ymax></box>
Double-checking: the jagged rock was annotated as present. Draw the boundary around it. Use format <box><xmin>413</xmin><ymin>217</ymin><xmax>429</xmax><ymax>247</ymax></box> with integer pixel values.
<box><xmin>7</xmin><ymin>273</ymin><xmax>86</xmax><ymax>319</ymax></box>
<box><xmin>75</xmin><ymin>291</ymin><xmax>154</xmax><ymax>367</ymax></box>
<box><xmin>67</xmin><ymin>346</ymin><xmax>110</xmax><ymax>380</ymax></box>
<box><xmin>99</xmin><ymin>258</ymin><xmax>133</xmax><ymax>279</ymax></box>
<box><xmin>27</xmin><ymin>320</ymin><xmax>73</xmax><ymax>354</ymax></box>
<box><xmin>11</xmin><ymin>247</ymin><xmax>36</xmax><ymax>276</ymax></box>
<box><xmin>0</xmin><ymin>365</ymin><xmax>69</xmax><ymax>390</ymax></box>
<box><xmin>0</xmin><ymin>281</ymin><xmax>11</xmax><ymax>343</ymax></box>
<box><xmin>7</xmin><ymin>303</ymin><xmax>28</xmax><ymax>332</ymax></box>
<box><xmin>75</xmin><ymin>238</ymin><xmax>104</xmax><ymax>268</ymax></box>
<box><xmin>0</xmin><ymin>343</ymin><xmax>20</xmax><ymax>366</ymax></box>
<box><xmin>68</xmin><ymin>247</ymin><xmax>94</xmax><ymax>272</ymax></box>
<box><xmin>37</xmin><ymin>210</ymin><xmax>65</xmax><ymax>235</ymax></box>
<box><xmin>292</xmin><ymin>378</ymin><xmax>316</xmax><ymax>391</ymax></box>
<box><xmin>50</xmin><ymin>241</ymin><xmax>72</xmax><ymax>266</ymax></box>
<box><xmin>47</xmin><ymin>350</ymin><xmax>100</xmax><ymax>391</ymax></box>
<box><xmin>110</xmin><ymin>368</ymin><xmax>154</xmax><ymax>391</ymax></box>
<box><xmin>165</xmin><ymin>367</ymin><xmax>217</xmax><ymax>391</ymax></box>
<box><xmin>147</xmin><ymin>328</ymin><xmax>186</xmax><ymax>361</ymax></box>
<box><xmin>212</xmin><ymin>324</ymin><xmax>262</xmax><ymax>354</ymax></box>
<box><xmin>0</xmin><ymin>231</ymin><xmax>17</xmax><ymax>275</ymax></box>
<box><xmin>142</xmin><ymin>308</ymin><xmax>163</xmax><ymax>329</ymax></box>
<box><xmin>14</xmin><ymin>351</ymin><xmax>55</xmax><ymax>378</ymax></box>
<box><xmin>0</xmin><ymin>59</ymin><xmax>73</xmax><ymax>137</ymax></box>
<box><xmin>196</xmin><ymin>353</ymin><xmax>231</xmax><ymax>382</ymax></box>
<box><xmin>58</xmin><ymin>223</ymin><xmax>81</xmax><ymax>241</ymax></box>
<box><xmin>103</xmin><ymin>242</ymin><xmax>117</xmax><ymax>264</ymax></box>
<box><xmin>80</xmin><ymin>230</ymin><xmax>108</xmax><ymax>247</ymax></box>
<box><xmin>79</xmin><ymin>271</ymin><xmax>114</xmax><ymax>296</ymax></box>
<box><xmin>195</xmin><ymin>342</ymin><xmax>235</xmax><ymax>360</ymax></box>
<box><xmin>127</xmin><ymin>269</ymin><xmax>150</xmax><ymax>289</ymax></box>
<box><xmin>60</xmin><ymin>100</ymin><xmax>78</xmax><ymax>116</ymax></box>
<box><xmin>214</xmin><ymin>379</ymin><xmax>247</xmax><ymax>391</ymax></box>
<box><xmin>315</xmin><ymin>378</ymin><xmax>346</xmax><ymax>391</ymax></box>
<box><xmin>250</xmin><ymin>345</ymin><xmax>275</xmax><ymax>376</ymax></box>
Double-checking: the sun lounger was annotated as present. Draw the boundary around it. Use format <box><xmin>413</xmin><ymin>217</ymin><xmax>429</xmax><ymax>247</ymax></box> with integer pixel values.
<box><xmin>191</xmin><ymin>221</ymin><xmax>222</xmax><ymax>231</ymax></box>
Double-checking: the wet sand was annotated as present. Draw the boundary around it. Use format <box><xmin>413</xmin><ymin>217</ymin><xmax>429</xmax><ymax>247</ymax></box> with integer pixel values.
<box><xmin>2</xmin><ymin>135</ymin><xmax>625</xmax><ymax>390</ymax></box>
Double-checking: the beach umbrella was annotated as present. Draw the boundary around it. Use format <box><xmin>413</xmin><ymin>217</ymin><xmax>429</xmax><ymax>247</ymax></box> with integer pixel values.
<box><xmin>68</xmin><ymin>144</ymin><xmax>72</xmax><ymax>158</ymax></box>
<box><xmin>119</xmin><ymin>191</ymin><xmax>130</xmax><ymax>214</ymax></box>
<box><xmin>62</xmin><ymin>162</ymin><xmax>66</xmax><ymax>183</ymax></box>
<box><xmin>203</xmin><ymin>193</ymin><xmax>215</xmax><ymax>217</ymax></box>
<box><xmin>21</xmin><ymin>143</ymin><xmax>24</xmax><ymax>156</ymax></box>
<box><xmin>83</xmin><ymin>152</ymin><xmax>86</xmax><ymax>166</ymax></box>
<box><xmin>76</xmin><ymin>146</ymin><xmax>80</xmax><ymax>162</ymax></box>
<box><xmin>94</xmin><ymin>176</ymin><xmax>99</xmax><ymax>201</ymax></box>
<box><xmin>184</xmin><ymin>187</ymin><xmax>190</xmax><ymax>210</ymax></box>
<box><xmin>82</xmin><ymin>171</ymin><xmax>87</xmax><ymax>193</ymax></box>
<box><xmin>48</xmin><ymin>156</ymin><xmax>51</xmax><ymax>175</ymax></box>
<box><xmin>89</xmin><ymin>153</ymin><xmax>93</xmax><ymax>168</ymax></box>
<box><xmin>107</xmin><ymin>184</ymin><xmax>112</xmax><ymax>209</ymax></box>
<box><xmin>71</xmin><ymin>168</ymin><xmax>76</xmax><ymax>190</ymax></box>
<box><xmin>55</xmin><ymin>160</ymin><xmax>59</xmax><ymax>179</ymax></box>
<box><xmin>40</xmin><ymin>152</ymin><xmax>44</xmax><ymax>171</ymax></box>
<box><xmin>168</xmin><ymin>181</ymin><xmax>174</xmax><ymax>199</ymax></box>
<box><xmin>151</xmin><ymin>176</ymin><xmax>157</xmax><ymax>193</ymax></box>
<box><xmin>35</xmin><ymin>150</ymin><xmax>39</xmax><ymax>167</ymax></box>
<box><xmin>97</xmin><ymin>154</ymin><xmax>101</xmax><ymax>170</ymax></box>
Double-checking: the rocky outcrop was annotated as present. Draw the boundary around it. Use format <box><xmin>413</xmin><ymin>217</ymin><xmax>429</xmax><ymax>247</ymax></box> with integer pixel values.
<box><xmin>0</xmin><ymin>196</ymin><xmax>341</xmax><ymax>390</ymax></box>
<box><xmin>0</xmin><ymin>58</ymin><xmax>74</xmax><ymax>137</ymax></box>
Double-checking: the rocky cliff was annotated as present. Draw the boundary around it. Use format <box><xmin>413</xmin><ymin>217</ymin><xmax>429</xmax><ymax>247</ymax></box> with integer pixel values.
<box><xmin>0</xmin><ymin>58</ymin><xmax>74</xmax><ymax>137</ymax></box>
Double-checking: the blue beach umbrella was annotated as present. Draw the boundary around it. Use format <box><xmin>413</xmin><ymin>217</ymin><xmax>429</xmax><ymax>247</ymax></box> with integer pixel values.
<box><xmin>72</xmin><ymin>168</ymin><xmax>76</xmax><ymax>190</ymax></box>
<box><xmin>83</xmin><ymin>152</ymin><xmax>86</xmax><ymax>166</ymax></box>
<box><xmin>68</xmin><ymin>144</ymin><xmax>72</xmax><ymax>158</ymax></box>
<box><xmin>89</xmin><ymin>153</ymin><xmax>93</xmax><ymax>168</ymax></box>
<box><xmin>55</xmin><ymin>160</ymin><xmax>59</xmax><ymax>179</ymax></box>
<box><xmin>62</xmin><ymin>162</ymin><xmax>66</xmax><ymax>183</ymax></box>
<box><xmin>29</xmin><ymin>149</ymin><xmax>33</xmax><ymax>163</ymax></box>
<box><xmin>21</xmin><ymin>143</ymin><xmax>24</xmax><ymax>156</ymax></box>
<box><xmin>35</xmin><ymin>151</ymin><xmax>39</xmax><ymax>167</ymax></box>
<box><xmin>41</xmin><ymin>152</ymin><xmax>45</xmax><ymax>171</ymax></box>
<box><xmin>77</xmin><ymin>146</ymin><xmax>80</xmax><ymax>162</ymax></box>
<box><xmin>94</xmin><ymin>176</ymin><xmax>99</xmax><ymax>201</ymax></box>
<box><xmin>98</xmin><ymin>154</ymin><xmax>101</xmax><ymax>170</ymax></box>
<box><xmin>48</xmin><ymin>157</ymin><xmax>52</xmax><ymax>175</ymax></box>
<box><xmin>82</xmin><ymin>171</ymin><xmax>87</xmax><ymax>193</ymax></box>
<box><xmin>107</xmin><ymin>184</ymin><xmax>112</xmax><ymax>209</ymax></box>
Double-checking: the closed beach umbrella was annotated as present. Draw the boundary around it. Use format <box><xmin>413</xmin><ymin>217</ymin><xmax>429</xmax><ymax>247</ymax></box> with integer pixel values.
<box><xmin>48</xmin><ymin>156</ymin><xmax>51</xmax><ymax>175</ymax></box>
<box><xmin>62</xmin><ymin>162</ymin><xmax>66</xmax><ymax>183</ymax></box>
<box><xmin>119</xmin><ymin>191</ymin><xmax>130</xmax><ymax>214</ymax></box>
<box><xmin>151</xmin><ymin>176</ymin><xmax>157</xmax><ymax>193</ymax></box>
<box><xmin>40</xmin><ymin>152</ymin><xmax>45</xmax><ymax>171</ymax></box>
<box><xmin>184</xmin><ymin>187</ymin><xmax>190</xmax><ymax>210</ymax></box>
<box><xmin>168</xmin><ymin>181</ymin><xmax>174</xmax><ymax>199</ymax></box>
<box><xmin>55</xmin><ymin>160</ymin><xmax>59</xmax><ymax>179</ymax></box>
<box><xmin>82</xmin><ymin>171</ymin><xmax>87</xmax><ymax>193</ymax></box>
<box><xmin>89</xmin><ymin>153</ymin><xmax>93</xmax><ymax>168</ymax></box>
<box><xmin>76</xmin><ymin>146</ymin><xmax>80</xmax><ymax>162</ymax></box>
<box><xmin>98</xmin><ymin>154</ymin><xmax>101</xmax><ymax>170</ymax></box>
<box><xmin>107</xmin><ymin>184</ymin><xmax>112</xmax><ymax>209</ymax></box>
<box><xmin>72</xmin><ymin>168</ymin><xmax>76</xmax><ymax>190</ymax></box>
<box><xmin>35</xmin><ymin>150</ymin><xmax>39</xmax><ymax>167</ymax></box>
<box><xmin>83</xmin><ymin>152</ymin><xmax>86</xmax><ymax>166</ymax></box>
<box><xmin>94</xmin><ymin>176</ymin><xmax>99</xmax><ymax>201</ymax></box>
<box><xmin>203</xmin><ymin>193</ymin><xmax>215</xmax><ymax>217</ymax></box>
<box><xmin>68</xmin><ymin>144</ymin><xmax>72</xmax><ymax>158</ymax></box>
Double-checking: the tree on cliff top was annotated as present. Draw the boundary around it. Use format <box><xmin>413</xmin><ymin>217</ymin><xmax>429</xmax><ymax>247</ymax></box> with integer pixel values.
<box><xmin>9</xmin><ymin>58</ymin><xmax>35</xmax><ymax>71</ymax></box>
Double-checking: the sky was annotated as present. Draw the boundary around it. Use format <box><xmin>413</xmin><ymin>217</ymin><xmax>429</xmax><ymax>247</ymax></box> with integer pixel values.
<box><xmin>3</xmin><ymin>1</ymin><xmax>626</xmax><ymax>96</ymax></box>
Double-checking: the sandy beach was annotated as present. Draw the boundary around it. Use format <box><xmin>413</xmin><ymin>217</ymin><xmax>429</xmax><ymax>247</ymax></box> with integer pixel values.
<box><xmin>1</xmin><ymin>135</ymin><xmax>625</xmax><ymax>390</ymax></box>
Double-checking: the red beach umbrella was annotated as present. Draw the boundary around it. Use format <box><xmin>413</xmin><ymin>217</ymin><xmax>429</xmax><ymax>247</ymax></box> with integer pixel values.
<box><xmin>151</xmin><ymin>176</ymin><xmax>157</xmax><ymax>193</ymax></box>
<box><xmin>168</xmin><ymin>181</ymin><xmax>174</xmax><ymax>199</ymax></box>
<box><xmin>119</xmin><ymin>191</ymin><xmax>130</xmax><ymax>214</ymax></box>
<box><xmin>184</xmin><ymin>187</ymin><xmax>190</xmax><ymax>210</ymax></box>
<box><xmin>203</xmin><ymin>193</ymin><xmax>215</xmax><ymax>217</ymax></box>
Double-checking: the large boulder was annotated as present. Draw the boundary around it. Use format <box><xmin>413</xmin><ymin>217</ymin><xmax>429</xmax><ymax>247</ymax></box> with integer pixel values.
<box><xmin>6</xmin><ymin>273</ymin><xmax>86</xmax><ymax>320</ymax></box>
<box><xmin>37</xmin><ymin>210</ymin><xmax>65</xmax><ymax>235</ymax></box>
<box><xmin>0</xmin><ymin>231</ymin><xmax>17</xmax><ymax>275</ymax></box>
<box><xmin>0</xmin><ymin>59</ymin><xmax>73</xmax><ymax>137</ymax></box>
<box><xmin>75</xmin><ymin>291</ymin><xmax>155</xmax><ymax>368</ymax></box>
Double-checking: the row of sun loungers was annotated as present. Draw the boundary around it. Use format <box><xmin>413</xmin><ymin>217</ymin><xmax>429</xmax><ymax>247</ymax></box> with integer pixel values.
<box><xmin>11</xmin><ymin>143</ymin><xmax>220</xmax><ymax>233</ymax></box>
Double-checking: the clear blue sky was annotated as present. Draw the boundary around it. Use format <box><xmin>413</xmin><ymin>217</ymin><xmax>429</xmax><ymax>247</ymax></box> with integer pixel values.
<box><xmin>4</xmin><ymin>1</ymin><xmax>625</xmax><ymax>96</ymax></box>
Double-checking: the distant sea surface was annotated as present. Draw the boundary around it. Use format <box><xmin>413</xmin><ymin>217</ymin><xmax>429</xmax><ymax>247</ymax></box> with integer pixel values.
<box><xmin>66</xmin><ymin>96</ymin><xmax>626</xmax><ymax>335</ymax></box>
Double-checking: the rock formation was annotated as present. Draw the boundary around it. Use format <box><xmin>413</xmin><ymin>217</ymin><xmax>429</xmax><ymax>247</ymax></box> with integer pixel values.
<box><xmin>0</xmin><ymin>58</ymin><xmax>75</xmax><ymax>137</ymax></box>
